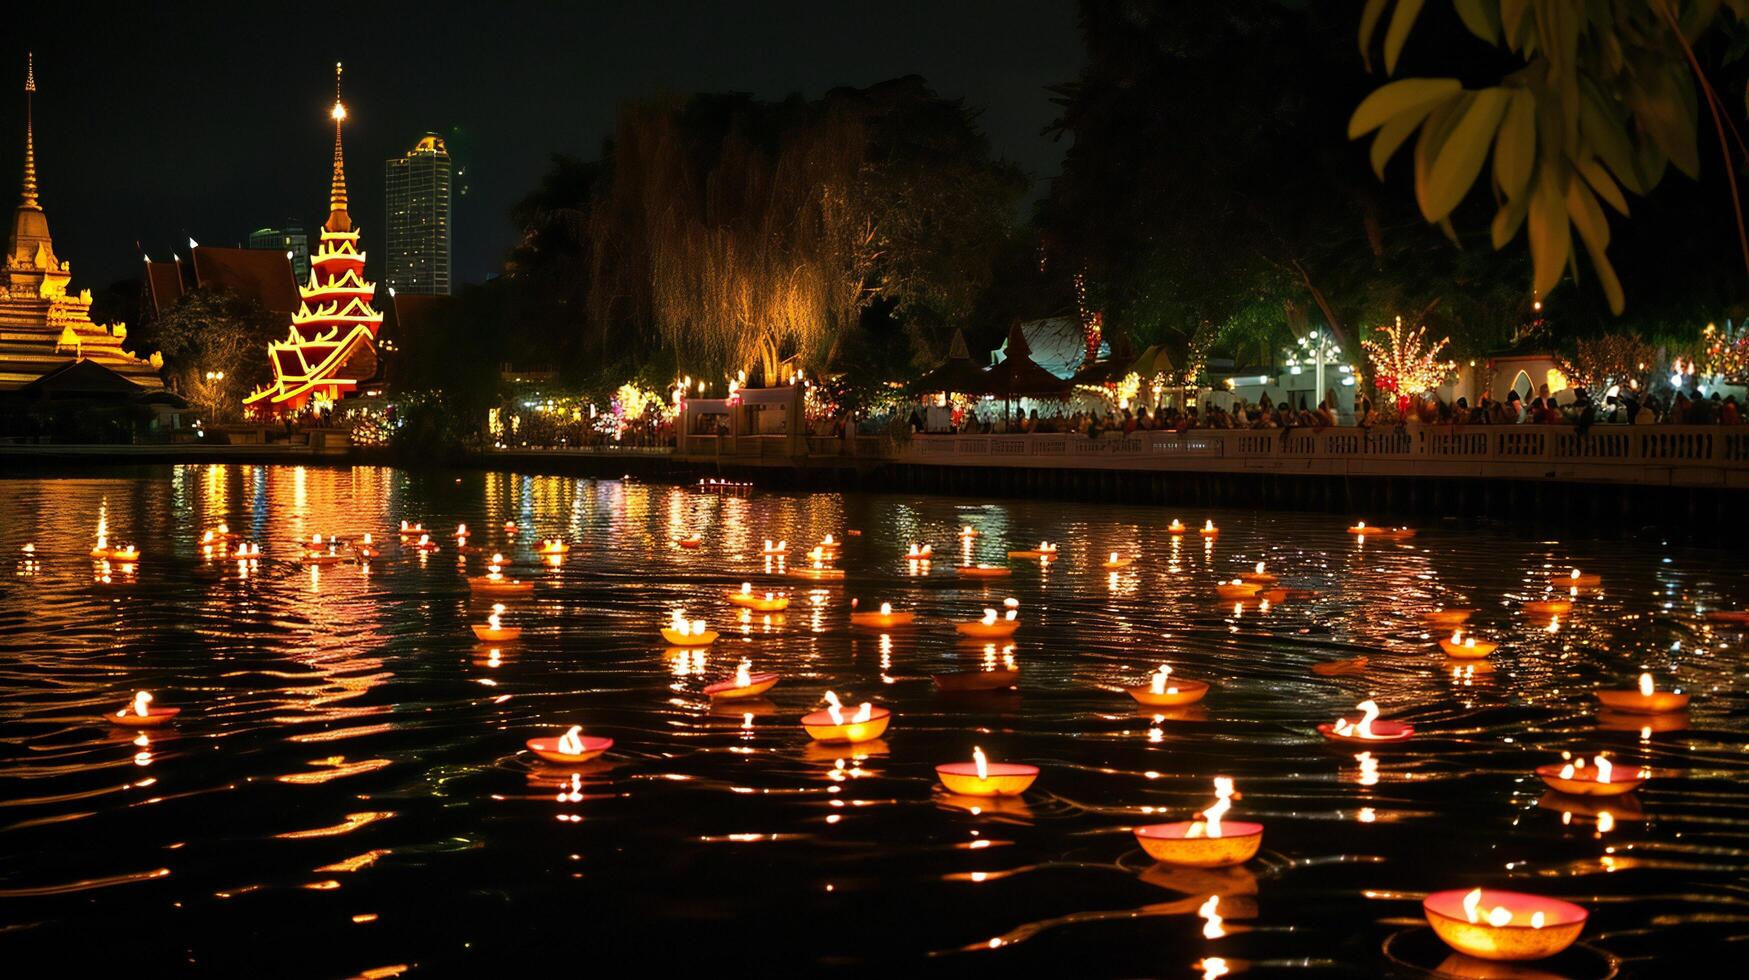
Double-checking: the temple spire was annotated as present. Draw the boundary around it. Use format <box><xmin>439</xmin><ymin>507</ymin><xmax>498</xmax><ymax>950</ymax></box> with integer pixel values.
<box><xmin>325</xmin><ymin>61</ymin><xmax>350</xmax><ymax>232</ymax></box>
<box><xmin>21</xmin><ymin>51</ymin><xmax>39</xmax><ymax>210</ymax></box>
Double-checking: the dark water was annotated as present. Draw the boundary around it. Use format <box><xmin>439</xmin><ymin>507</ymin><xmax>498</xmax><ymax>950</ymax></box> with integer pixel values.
<box><xmin>1</xmin><ymin>464</ymin><xmax>1745</xmax><ymax>978</ymax></box>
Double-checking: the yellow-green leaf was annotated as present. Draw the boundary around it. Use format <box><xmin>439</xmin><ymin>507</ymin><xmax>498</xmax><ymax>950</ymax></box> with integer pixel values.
<box><xmin>1453</xmin><ymin>0</ymin><xmax>1500</xmax><ymax>43</ymax></box>
<box><xmin>1425</xmin><ymin>87</ymin><xmax>1511</xmax><ymax>222</ymax></box>
<box><xmin>1359</xmin><ymin>0</ymin><xmax>1391</xmax><ymax>71</ymax></box>
<box><xmin>1491</xmin><ymin>195</ymin><xmax>1528</xmax><ymax>249</ymax></box>
<box><xmin>1384</xmin><ymin>0</ymin><xmax>1425</xmax><ymax>75</ymax></box>
<box><xmin>1527</xmin><ymin>165</ymin><xmax>1571</xmax><ymax>299</ymax></box>
<box><xmin>1348</xmin><ymin>78</ymin><xmax>1462</xmax><ymax>138</ymax></box>
<box><xmin>1577</xmin><ymin>157</ymin><xmax>1630</xmax><ymax>215</ymax></box>
<box><xmin>1580</xmin><ymin>89</ymin><xmax>1644</xmax><ymax>195</ymax></box>
<box><xmin>1492</xmin><ymin>88</ymin><xmax>1536</xmax><ymax>200</ymax></box>
<box><xmin>1566</xmin><ymin>180</ymin><xmax>1624</xmax><ymax>314</ymax></box>
<box><xmin>1371</xmin><ymin>110</ymin><xmax>1423</xmax><ymax>178</ymax></box>
<box><xmin>1501</xmin><ymin>0</ymin><xmax>1532</xmax><ymax>49</ymax></box>
<box><xmin>1413</xmin><ymin>94</ymin><xmax>1470</xmax><ymax>220</ymax></box>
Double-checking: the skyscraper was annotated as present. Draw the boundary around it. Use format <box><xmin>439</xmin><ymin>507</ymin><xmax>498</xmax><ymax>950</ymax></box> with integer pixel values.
<box><xmin>384</xmin><ymin>134</ymin><xmax>451</xmax><ymax>295</ymax></box>
<box><xmin>247</xmin><ymin>221</ymin><xmax>309</xmax><ymax>282</ymax></box>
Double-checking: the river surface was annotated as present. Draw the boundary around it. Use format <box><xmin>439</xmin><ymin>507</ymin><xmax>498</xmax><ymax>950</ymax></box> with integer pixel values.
<box><xmin>0</xmin><ymin>464</ymin><xmax>1744</xmax><ymax>977</ymax></box>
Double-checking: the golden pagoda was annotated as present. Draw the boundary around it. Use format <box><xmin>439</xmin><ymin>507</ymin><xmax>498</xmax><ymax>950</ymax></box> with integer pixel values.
<box><xmin>244</xmin><ymin>63</ymin><xmax>381</xmax><ymax>415</ymax></box>
<box><xmin>0</xmin><ymin>54</ymin><xmax>162</xmax><ymax>391</ymax></box>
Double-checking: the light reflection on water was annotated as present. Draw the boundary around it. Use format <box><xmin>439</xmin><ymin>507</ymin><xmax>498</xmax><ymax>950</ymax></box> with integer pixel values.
<box><xmin>0</xmin><ymin>464</ymin><xmax>1745</xmax><ymax>974</ymax></box>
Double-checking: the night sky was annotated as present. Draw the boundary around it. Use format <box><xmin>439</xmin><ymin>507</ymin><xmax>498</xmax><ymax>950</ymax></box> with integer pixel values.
<box><xmin>7</xmin><ymin>2</ymin><xmax>1082</xmax><ymax>291</ymax></box>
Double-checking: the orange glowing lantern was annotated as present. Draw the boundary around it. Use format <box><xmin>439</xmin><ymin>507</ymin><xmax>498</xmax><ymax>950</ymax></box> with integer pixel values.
<box><xmin>761</xmin><ymin>539</ymin><xmax>788</xmax><ymax>556</ymax></box>
<box><xmin>906</xmin><ymin>543</ymin><xmax>934</xmax><ymax>561</ymax></box>
<box><xmin>109</xmin><ymin>690</ymin><xmax>179</xmax><ymax>728</ymax></box>
<box><xmin>1423</xmin><ymin>607</ymin><xmax>1476</xmax><ymax>627</ymax></box>
<box><xmin>1522</xmin><ymin>597</ymin><xmax>1572</xmax><ymax>616</ymax></box>
<box><xmin>725</xmin><ymin>582</ymin><xmax>790</xmax><ymax>611</ymax></box>
<box><xmin>1198</xmin><ymin>520</ymin><xmax>1219</xmax><ymax>537</ymax></box>
<box><xmin>957</xmin><ymin>563</ymin><xmax>1012</xmax><ymax>578</ymax></box>
<box><xmin>1126</xmin><ymin>664</ymin><xmax>1210</xmax><ymax>707</ymax></box>
<box><xmin>1438</xmin><ymin>631</ymin><xmax>1497</xmax><ymax>659</ymax></box>
<box><xmin>109</xmin><ymin>544</ymin><xmax>140</xmax><ymax>562</ymax></box>
<box><xmin>538</xmin><ymin>538</ymin><xmax>570</xmax><ymax>556</ymax></box>
<box><xmin>454</xmin><ymin>523</ymin><xmax>470</xmax><ymax>540</ymax></box>
<box><xmin>1318</xmin><ymin>699</ymin><xmax>1413</xmax><ymax>745</ymax></box>
<box><xmin>1595</xmin><ymin>672</ymin><xmax>1688</xmax><ymax>714</ymax></box>
<box><xmin>958</xmin><ymin>525</ymin><xmax>979</xmax><ymax>539</ymax></box>
<box><xmin>1006</xmin><ymin>541</ymin><xmax>1058</xmax><ymax>559</ymax></box>
<box><xmin>1535</xmin><ymin>753</ymin><xmax>1647</xmax><ymax>797</ymax></box>
<box><xmin>850</xmin><ymin>602</ymin><xmax>914</xmax><ymax>629</ymax></box>
<box><xmin>398</xmin><ymin>520</ymin><xmax>427</xmax><ymax>537</ymax></box>
<box><xmin>800</xmin><ymin>692</ymin><xmax>891</xmax><ymax>743</ymax></box>
<box><xmin>1422</xmin><ymin>888</ymin><xmax>1587</xmax><ymax>961</ymax></box>
<box><xmin>1168</xmin><ymin>519</ymin><xmax>1187</xmax><ymax>534</ymax></box>
<box><xmin>469</xmin><ymin>555</ymin><xmax>533</xmax><ymax>595</ymax></box>
<box><xmin>1101</xmin><ymin>552</ymin><xmax>1134</xmax><ymax>569</ymax></box>
<box><xmin>411</xmin><ymin>534</ymin><xmax>440</xmax><ymax>553</ymax></box>
<box><xmin>1551</xmin><ymin>568</ymin><xmax>1600</xmax><ymax>588</ymax></box>
<box><xmin>676</xmin><ymin>533</ymin><xmax>703</xmax><ymax>549</ymax></box>
<box><xmin>661</xmin><ymin>612</ymin><xmax>717</xmax><ymax>647</ymax></box>
<box><xmin>471</xmin><ymin>603</ymin><xmax>522</xmax><ymax>642</ymax></box>
<box><xmin>503</xmin><ymin>521</ymin><xmax>518</xmax><ymax>534</ymax></box>
<box><xmin>1215</xmin><ymin>578</ymin><xmax>1260</xmax><ymax>601</ymax></box>
<box><xmin>355</xmin><ymin>533</ymin><xmax>378</xmax><ymax>559</ymax></box>
<box><xmin>526</xmin><ymin>725</ymin><xmax>613</xmax><ymax>764</ymax></box>
<box><xmin>955</xmin><ymin>603</ymin><xmax>1020</xmax><ymax>639</ymax></box>
<box><xmin>935</xmin><ymin>746</ymin><xmax>1038</xmax><ymax>796</ymax></box>
<box><xmin>704</xmin><ymin>659</ymin><xmax>780</xmax><ymax>700</ymax></box>
<box><xmin>1238</xmin><ymin>561</ymin><xmax>1276</xmax><ymax>584</ymax></box>
<box><xmin>1133</xmin><ymin>776</ymin><xmax>1263</xmax><ymax>867</ymax></box>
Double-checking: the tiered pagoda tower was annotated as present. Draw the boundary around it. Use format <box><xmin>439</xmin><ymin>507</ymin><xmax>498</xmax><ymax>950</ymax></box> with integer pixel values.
<box><xmin>0</xmin><ymin>54</ymin><xmax>162</xmax><ymax>391</ymax></box>
<box><xmin>245</xmin><ymin>63</ymin><xmax>381</xmax><ymax>414</ymax></box>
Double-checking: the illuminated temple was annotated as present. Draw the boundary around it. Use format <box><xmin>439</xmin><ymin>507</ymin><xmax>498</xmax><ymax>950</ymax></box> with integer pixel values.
<box><xmin>244</xmin><ymin>63</ymin><xmax>381</xmax><ymax>415</ymax></box>
<box><xmin>0</xmin><ymin>55</ymin><xmax>162</xmax><ymax>392</ymax></box>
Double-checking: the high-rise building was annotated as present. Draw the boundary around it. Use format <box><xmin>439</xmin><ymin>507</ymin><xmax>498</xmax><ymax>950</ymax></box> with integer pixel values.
<box><xmin>383</xmin><ymin>134</ymin><xmax>451</xmax><ymax>295</ymax></box>
<box><xmin>247</xmin><ymin>221</ymin><xmax>309</xmax><ymax>282</ymax></box>
<box><xmin>244</xmin><ymin>63</ymin><xmax>382</xmax><ymax>415</ymax></box>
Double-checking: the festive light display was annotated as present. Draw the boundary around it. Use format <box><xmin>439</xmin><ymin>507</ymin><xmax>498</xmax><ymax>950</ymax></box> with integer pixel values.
<box><xmin>1700</xmin><ymin>321</ymin><xmax>1748</xmax><ymax>385</ymax></box>
<box><xmin>244</xmin><ymin>64</ymin><xmax>381</xmax><ymax>414</ymax></box>
<box><xmin>1360</xmin><ymin>316</ymin><xmax>1455</xmax><ymax>411</ymax></box>
<box><xmin>1555</xmin><ymin>334</ymin><xmax>1654</xmax><ymax>393</ymax></box>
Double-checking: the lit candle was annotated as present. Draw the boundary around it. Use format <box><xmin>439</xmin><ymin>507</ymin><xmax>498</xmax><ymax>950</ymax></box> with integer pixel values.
<box><xmin>1595</xmin><ymin>672</ymin><xmax>1688</xmax><ymax>714</ymax></box>
<box><xmin>1133</xmin><ymin>776</ymin><xmax>1264</xmax><ymax>867</ymax></box>
<box><xmin>472</xmin><ymin>602</ymin><xmax>523</xmax><ymax>642</ymax></box>
<box><xmin>1319</xmin><ymin>699</ymin><xmax>1413</xmax><ymax>744</ymax></box>
<box><xmin>906</xmin><ymin>543</ymin><xmax>933</xmax><ymax>560</ymax></box>
<box><xmin>539</xmin><ymin>538</ymin><xmax>570</xmax><ymax>556</ymax></box>
<box><xmin>935</xmin><ymin>746</ymin><xmax>1038</xmax><ymax>796</ymax></box>
<box><xmin>850</xmin><ymin>601</ymin><xmax>915</xmax><ymax>629</ymax></box>
<box><xmin>1422</xmin><ymin>888</ymin><xmax>1587</xmax><ymax>961</ymax></box>
<box><xmin>1126</xmin><ymin>663</ymin><xmax>1209</xmax><ymax>706</ymax></box>
<box><xmin>1168</xmin><ymin>519</ymin><xmax>1187</xmax><ymax>534</ymax></box>
<box><xmin>800</xmin><ymin>691</ymin><xmax>891</xmax><ymax>743</ymax></box>
<box><xmin>726</xmin><ymin>582</ymin><xmax>790</xmax><ymax>611</ymax></box>
<box><xmin>1199</xmin><ymin>520</ymin><xmax>1219</xmax><ymax>537</ymax></box>
<box><xmin>1215</xmin><ymin>578</ymin><xmax>1260</xmax><ymax>600</ymax></box>
<box><xmin>956</xmin><ymin>562</ymin><xmax>1012</xmax><ymax>578</ymax></box>
<box><xmin>762</xmin><ymin>538</ymin><xmax>788</xmax><ymax>555</ymax></box>
<box><xmin>1537</xmin><ymin>752</ymin><xmax>1647</xmax><ymax>797</ymax></box>
<box><xmin>1438</xmin><ymin>630</ymin><xmax>1497</xmax><ymax>659</ymax></box>
<box><xmin>661</xmin><ymin>611</ymin><xmax>717</xmax><ymax>647</ymax></box>
<box><xmin>526</xmin><ymin>724</ymin><xmax>612</xmax><ymax>764</ymax></box>
<box><xmin>1239</xmin><ymin>561</ymin><xmax>1276</xmax><ymax>584</ymax></box>
<box><xmin>109</xmin><ymin>690</ymin><xmax>179</xmax><ymax>728</ymax></box>
<box><xmin>704</xmin><ymin>659</ymin><xmax>780</xmax><ymax>700</ymax></box>
<box><xmin>676</xmin><ymin>533</ymin><xmax>703</xmax><ymax>549</ymax></box>
<box><xmin>955</xmin><ymin>602</ymin><xmax>1021</xmax><ymax>639</ymax></box>
<box><xmin>1102</xmin><ymin>552</ymin><xmax>1133</xmax><ymax>569</ymax></box>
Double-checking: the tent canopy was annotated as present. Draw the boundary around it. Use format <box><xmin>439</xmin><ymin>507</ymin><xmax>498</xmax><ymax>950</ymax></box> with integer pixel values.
<box><xmin>986</xmin><ymin>322</ymin><xmax>1072</xmax><ymax>397</ymax></box>
<box><xmin>912</xmin><ymin>329</ymin><xmax>992</xmax><ymax>395</ymax></box>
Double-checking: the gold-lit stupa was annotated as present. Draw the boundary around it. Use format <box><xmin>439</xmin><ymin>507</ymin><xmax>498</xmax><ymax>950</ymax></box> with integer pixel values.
<box><xmin>0</xmin><ymin>54</ymin><xmax>163</xmax><ymax>391</ymax></box>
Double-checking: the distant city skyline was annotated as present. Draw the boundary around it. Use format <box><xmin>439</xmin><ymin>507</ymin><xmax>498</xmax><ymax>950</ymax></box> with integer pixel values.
<box><xmin>248</xmin><ymin>220</ymin><xmax>309</xmax><ymax>282</ymax></box>
<box><xmin>6</xmin><ymin>2</ymin><xmax>1081</xmax><ymax>291</ymax></box>
<box><xmin>384</xmin><ymin>134</ymin><xmax>452</xmax><ymax>296</ymax></box>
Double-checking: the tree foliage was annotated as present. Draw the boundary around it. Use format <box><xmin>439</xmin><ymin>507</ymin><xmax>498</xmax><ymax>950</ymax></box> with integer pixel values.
<box><xmin>148</xmin><ymin>288</ymin><xmax>283</xmax><ymax>422</ymax></box>
<box><xmin>1354</xmin><ymin>0</ymin><xmax>1749</xmax><ymax>313</ymax></box>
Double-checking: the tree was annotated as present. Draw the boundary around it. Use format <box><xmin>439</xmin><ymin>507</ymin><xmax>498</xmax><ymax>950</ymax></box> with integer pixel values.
<box><xmin>149</xmin><ymin>289</ymin><xmax>284</xmax><ymax>422</ymax></box>
<box><xmin>1352</xmin><ymin>0</ymin><xmax>1749</xmax><ymax>314</ymax></box>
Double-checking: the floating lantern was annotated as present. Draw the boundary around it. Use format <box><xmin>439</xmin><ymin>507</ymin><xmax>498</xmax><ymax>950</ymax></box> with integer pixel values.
<box><xmin>958</xmin><ymin>526</ymin><xmax>979</xmax><ymax>539</ymax></box>
<box><xmin>526</xmin><ymin>725</ymin><xmax>613</xmax><ymax>764</ymax></box>
<box><xmin>1318</xmin><ymin>699</ymin><xmax>1413</xmax><ymax>745</ymax></box>
<box><xmin>935</xmin><ymin>746</ymin><xmax>1038</xmax><ymax>797</ymax></box>
<box><xmin>472</xmin><ymin>603</ymin><xmax>522</xmax><ymax>642</ymax></box>
<box><xmin>1551</xmin><ymin>568</ymin><xmax>1600</xmax><ymax>588</ymax></box>
<box><xmin>725</xmin><ymin>582</ymin><xmax>789</xmax><ymax>611</ymax></box>
<box><xmin>1596</xmin><ymin>672</ymin><xmax>1688</xmax><ymax>714</ymax></box>
<box><xmin>503</xmin><ymin>521</ymin><xmax>518</xmax><ymax>534</ymax></box>
<box><xmin>906</xmin><ymin>543</ymin><xmax>934</xmax><ymax>561</ymax></box>
<box><xmin>761</xmin><ymin>539</ymin><xmax>788</xmax><ymax>556</ymax></box>
<box><xmin>1168</xmin><ymin>519</ymin><xmax>1187</xmax><ymax>534</ymax></box>
<box><xmin>704</xmin><ymin>659</ymin><xmax>779</xmax><ymax>700</ymax></box>
<box><xmin>303</xmin><ymin>545</ymin><xmax>346</xmax><ymax>565</ymax></box>
<box><xmin>1199</xmin><ymin>520</ymin><xmax>1220</xmax><ymax>537</ymax></box>
<box><xmin>411</xmin><ymin>534</ymin><xmax>440</xmax><ymax>553</ymax></box>
<box><xmin>1102</xmin><ymin>552</ymin><xmax>1134</xmax><ymax>569</ymax></box>
<box><xmin>1311</xmin><ymin>657</ymin><xmax>1368</xmax><ymax>676</ymax></box>
<box><xmin>1215</xmin><ymin>578</ymin><xmax>1260</xmax><ymax>601</ymax></box>
<box><xmin>955</xmin><ymin>603</ymin><xmax>1020</xmax><ymax>639</ymax></box>
<box><xmin>1422</xmin><ymin>888</ymin><xmax>1587</xmax><ymax>961</ymax></box>
<box><xmin>398</xmin><ymin>520</ymin><xmax>427</xmax><ymax>537</ymax></box>
<box><xmin>817</xmin><ymin>533</ymin><xmax>839</xmax><ymax>553</ymax></box>
<box><xmin>1522</xmin><ymin>597</ymin><xmax>1572</xmax><ymax>616</ymax></box>
<box><xmin>800</xmin><ymin>691</ymin><xmax>891</xmax><ymax>743</ymax></box>
<box><xmin>1260</xmin><ymin>587</ymin><xmax>1316</xmax><ymax>604</ymax></box>
<box><xmin>538</xmin><ymin>538</ymin><xmax>570</xmax><ymax>556</ymax></box>
<box><xmin>1238</xmin><ymin>561</ymin><xmax>1276</xmax><ymax>584</ymax></box>
<box><xmin>469</xmin><ymin>555</ymin><xmax>532</xmax><ymax>595</ymax></box>
<box><xmin>1536</xmin><ymin>753</ymin><xmax>1647</xmax><ymax>797</ymax></box>
<box><xmin>454</xmin><ymin>523</ymin><xmax>470</xmax><ymax>540</ymax></box>
<box><xmin>957</xmin><ymin>563</ymin><xmax>1012</xmax><ymax>578</ymax></box>
<box><xmin>1423</xmin><ymin>607</ymin><xmax>1476</xmax><ymax>627</ymax></box>
<box><xmin>1126</xmin><ymin>664</ymin><xmax>1209</xmax><ymax>707</ymax></box>
<box><xmin>661</xmin><ymin>612</ymin><xmax>717</xmax><ymax>647</ymax></box>
<box><xmin>1347</xmin><ymin>521</ymin><xmax>1374</xmax><ymax>535</ymax></box>
<box><xmin>20</xmin><ymin>543</ymin><xmax>34</xmax><ymax>555</ymax></box>
<box><xmin>109</xmin><ymin>690</ymin><xmax>179</xmax><ymax>728</ymax></box>
<box><xmin>1134</xmin><ymin>777</ymin><xmax>1263</xmax><ymax>868</ymax></box>
<box><xmin>850</xmin><ymin>602</ymin><xmax>914</xmax><ymax>629</ymax></box>
<box><xmin>1438</xmin><ymin>631</ymin><xmax>1497</xmax><ymax>659</ymax></box>
<box><xmin>1006</xmin><ymin>542</ymin><xmax>1058</xmax><ymax>559</ymax></box>
<box><xmin>355</xmin><ymin>533</ymin><xmax>378</xmax><ymax>559</ymax></box>
<box><xmin>109</xmin><ymin>544</ymin><xmax>140</xmax><ymax>562</ymax></box>
<box><xmin>676</xmin><ymin>534</ymin><xmax>703</xmax><ymax>549</ymax></box>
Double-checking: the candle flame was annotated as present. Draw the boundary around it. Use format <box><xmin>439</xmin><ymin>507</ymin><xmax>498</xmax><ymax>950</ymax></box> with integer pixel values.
<box><xmin>1188</xmin><ymin>776</ymin><xmax>1235</xmax><ymax>839</ymax></box>
<box><xmin>1199</xmin><ymin>895</ymin><xmax>1224</xmax><ymax>938</ymax></box>
<box><xmin>735</xmin><ymin>660</ymin><xmax>751</xmax><ymax>689</ymax></box>
<box><xmin>1150</xmin><ymin>664</ymin><xmax>1172</xmax><ymax>695</ymax></box>
<box><xmin>973</xmin><ymin>746</ymin><xmax>988</xmax><ymax>781</ymax></box>
<box><xmin>119</xmin><ymin>690</ymin><xmax>152</xmax><ymax>718</ymax></box>
<box><xmin>1356</xmin><ymin>699</ymin><xmax>1379</xmax><ymax>738</ymax></box>
<box><xmin>1109</xmin><ymin>551</ymin><xmax>1119</xmax><ymax>564</ymax></box>
<box><xmin>740</xmin><ymin>582</ymin><xmax>752</xmax><ymax>595</ymax></box>
<box><xmin>1255</xmin><ymin>561</ymin><xmax>1265</xmax><ymax>574</ymax></box>
<box><xmin>1488</xmin><ymin>906</ymin><xmax>1513</xmax><ymax>927</ymax></box>
<box><xmin>1638</xmin><ymin>672</ymin><xmax>1654</xmax><ymax>697</ymax></box>
<box><xmin>853</xmin><ymin>702</ymin><xmax>873</xmax><ymax>724</ymax></box>
<box><xmin>558</xmin><ymin>725</ymin><xmax>584</xmax><ymax>755</ymax></box>
<box><xmin>824</xmin><ymin>691</ymin><xmax>844</xmax><ymax>726</ymax></box>
<box><xmin>1463</xmin><ymin>888</ymin><xmax>1520</xmax><ymax>927</ymax></box>
<box><xmin>1531</xmin><ymin>910</ymin><xmax>1546</xmax><ymax>929</ymax></box>
<box><xmin>1594</xmin><ymin>755</ymin><xmax>1612</xmax><ymax>784</ymax></box>
<box><xmin>879</xmin><ymin>602</ymin><xmax>892</xmax><ymax>616</ymax></box>
<box><xmin>1199</xmin><ymin>958</ymin><xmax>1229</xmax><ymax>980</ymax></box>
<box><xmin>1204</xmin><ymin>520</ymin><xmax>1215</xmax><ymax>531</ymax></box>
